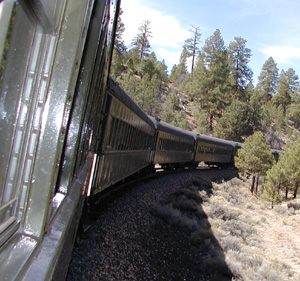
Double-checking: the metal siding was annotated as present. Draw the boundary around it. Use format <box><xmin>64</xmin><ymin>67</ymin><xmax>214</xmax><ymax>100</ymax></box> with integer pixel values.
<box><xmin>94</xmin><ymin>151</ymin><xmax>152</xmax><ymax>194</ymax></box>
<box><xmin>194</xmin><ymin>138</ymin><xmax>234</xmax><ymax>164</ymax></box>
<box><xmin>154</xmin><ymin>151</ymin><xmax>194</xmax><ymax>164</ymax></box>
<box><xmin>24</xmin><ymin>0</ymin><xmax>93</xmax><ymax>238</ymax></box>
<box><xmin>194</xmin><ymin>153</ymin><xmax>232</xmax><ymax>163</ymax></box>
<box><xmin>153</xmin><ymin>129</ymin><xmax>195</xmax><ymax>164</ymax></box>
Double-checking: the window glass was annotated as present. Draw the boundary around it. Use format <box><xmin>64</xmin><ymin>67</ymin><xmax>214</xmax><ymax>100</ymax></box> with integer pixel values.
<box><xmin>0</xmin><ymin>1</ymin><xmax>36</xmax><ymax>230</ymax></box>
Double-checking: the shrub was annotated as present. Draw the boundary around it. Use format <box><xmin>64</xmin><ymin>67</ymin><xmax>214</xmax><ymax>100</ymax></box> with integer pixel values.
<box><xmin>220</xmin><ymin>236</ymin><xmax>242</xmax><ymax>252</ymax></box>
<box><xmin>256</xmin><ymin>263</ymin><xmax>286</xmax><ymax>281</ymax></box>
<box><xmin>274</xmin><ymin>205</ymin><xmax>287</xmax><ymax>214</ymax></box>
<box><xmin>208</xmin><ymin>203</ymin><xmax>240</xmax><ymax>221</ymax></box>
<box><xmin>240</xmin><ymin>253</ymin><xmax>263</xmax><ymax>269</ymax></box>
<box><xmin>225</xmin><ymin>251</ymin><xmax>244</xmax><ymax>279</ymax></box>
<box><xmin>172</xmin><ymin>195</ymin><xmax>198</xmax><ymax>212</ymax></box>
<box><xmin>222</xmin><ymin>219</ymin><xmax>256</xmax><ymax>240</ymax></box>
<box><xmin>287</xmin><ymin>201</ymin><xmax>300</xmax><ymax>210</ymax></box>
<box><xmin>174</xmin><ymin>188</ymin><xmax>203</xmax><ymax>202</ymax></box>
<box><xmin>189</xmin><ymin>228</ymin><xmax>212</xmax><ymax>245</ymax></box>
<box><xmin>150</xmin><ymin>203</ymin><xmax>199</xmax><ymax>231</ymax></box>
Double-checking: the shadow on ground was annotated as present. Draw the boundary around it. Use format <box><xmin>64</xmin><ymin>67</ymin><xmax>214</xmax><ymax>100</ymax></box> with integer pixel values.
<box><xmin>67</xmin><ymin>169</ymin><xmax>238</xmax><ymax>281</ymax></box>
<box><xmin>145</xmin><ymin>170</ymin><xmax>237</xmax><ymax>280</ymax></box>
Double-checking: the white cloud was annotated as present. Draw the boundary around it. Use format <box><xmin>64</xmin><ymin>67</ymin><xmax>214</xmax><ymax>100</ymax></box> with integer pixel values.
<box><xmin>121</xmin><ymin>0</ymin><xmax>189</xmax><ymax>49</ymax></box>
<box><xmin>262</xmin><ymin>46</ymin><xmax>300</xmax><ymax>63</ymax></box>
<box><xmin>155</xmin><ymin>48</ymin><xmax>181</xmax><ymax>66</ymax></box>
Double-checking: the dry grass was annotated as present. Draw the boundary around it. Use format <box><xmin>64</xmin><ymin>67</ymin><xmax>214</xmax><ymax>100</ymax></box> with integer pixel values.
<box><xmin>203</xmin><ymin>178</ymin><xmax>300</xmax><ymax>281</ymax></box>
<box><xmin>151</xmin><ymin>175</ymin><xmax>300</xmax><ymax>280</ymax></box>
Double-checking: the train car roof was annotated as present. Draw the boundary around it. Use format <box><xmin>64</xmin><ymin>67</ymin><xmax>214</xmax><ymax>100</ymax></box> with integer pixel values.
<box><xmin>107</xmin><ymin>77</ymin><xmax>156</xmax><ymax>128</ymax></box>
<box><xmin>196</xmin><ymin>134</ymin><xmax>235</xmax><ymax>148</ymax></box>
<box><xmin>154</xmin><ymin>119</ymin><xmax>197</xmax><ymax>140</ymax></box>
<box><xmin>222</xmin><ymin>139</ymin><xmax>243</xmax><ymax>148</ymax></box>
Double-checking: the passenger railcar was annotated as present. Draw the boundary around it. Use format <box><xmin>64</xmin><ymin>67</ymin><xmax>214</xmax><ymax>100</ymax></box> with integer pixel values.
<box><xmin>0</xmin><ymin>0</ymin><xmax>120</xmax><ymax>280</ymax></box>
<box><xmin>195</xmin><ymin>134</ymin><xmax>235</xmax><ymax>166</ymax></box>
<box><xmin>153</xmin><ymin>120</ymin><xmax>197</xmax><ymax>169</ymax></box>
<box><xmin>92</xmin><ymin>77</ymin><xmax>156</xmax><ymax>194</ymax></box>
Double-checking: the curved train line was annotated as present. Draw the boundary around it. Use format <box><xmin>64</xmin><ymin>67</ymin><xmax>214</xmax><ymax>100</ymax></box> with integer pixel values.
<box><xmin>0</xmin><ymin>1</ymin><xmax>278</xmax><ymax>280</ymax></box>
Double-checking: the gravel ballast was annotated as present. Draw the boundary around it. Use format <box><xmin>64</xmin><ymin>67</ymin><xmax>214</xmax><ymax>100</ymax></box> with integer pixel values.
<box><xmin>67</xmin><ymin>169</ymin><xmax>238</xmax><ymax>281</ymax></box>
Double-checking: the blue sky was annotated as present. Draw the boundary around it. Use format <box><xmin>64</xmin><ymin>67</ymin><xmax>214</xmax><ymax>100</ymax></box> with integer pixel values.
<box><xmin>121</xmin><ymin>0</ymin><xmax>300</xmax><ymax>86</ymax></box>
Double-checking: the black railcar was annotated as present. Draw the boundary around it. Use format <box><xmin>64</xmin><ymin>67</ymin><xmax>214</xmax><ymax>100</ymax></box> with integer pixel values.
<box><xmin>153</xmin><ymin>119</ymin><xmax>197</xmax><ymax>169</ymax></box>
<box><xmin>92</xmin><ymin>78</ymin><xmax>156</xmax><ymax>194</ymax></box>
<box><xmin>195</xmin><ymin>134</ymin><xmax>235</xmax><ymax>166</ymax></box>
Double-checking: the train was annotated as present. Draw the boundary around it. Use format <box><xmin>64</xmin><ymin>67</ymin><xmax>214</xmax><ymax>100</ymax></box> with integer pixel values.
<box><xmin>0</xmin><ymin>1</ymin><xmax>278</xmax><ymax>280</ymax></box>
<box><xmin>91</xmin><ymin>77</ymin><xmax>240</xmax><ymax>198</ymax></box>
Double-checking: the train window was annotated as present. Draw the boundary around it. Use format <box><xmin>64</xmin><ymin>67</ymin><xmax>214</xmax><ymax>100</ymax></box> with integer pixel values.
<box><xmin>105</xmin><ymin>116</ymin><xmax>114</xmax><ymax>150</ymax></box>
<box><xmin>113</xmin><ymin>119</ymin><xmax>120</xmax><ymax>150</ymax></box>
<box><xmin>0</xmin><ymin>0</ymin><xmax>61</xmax><ymax>239</ymax></box>
<box><xmin>0</xmin><ymin>1</ymin><xmax>37</xmax><ymax>237</ymax></box>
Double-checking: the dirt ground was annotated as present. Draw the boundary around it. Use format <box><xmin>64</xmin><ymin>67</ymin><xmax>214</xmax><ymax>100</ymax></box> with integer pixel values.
<box><xmin>257</xmin><ymin>205</ymin><xmax>300</xmax><ymax>279</ymax></box>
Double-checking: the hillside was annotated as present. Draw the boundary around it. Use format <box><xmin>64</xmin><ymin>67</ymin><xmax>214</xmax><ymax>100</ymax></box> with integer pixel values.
<box><xmin>151</xmin><ymin>173</ymin><xmax>300</xmax><ymax>280</ymax></box>
<box><xmin>165</xmin><ymin>80</ymin><xmax>300</xmax><ymax>149</ymax></box>
<box><xmin>203</xmin><ymin>177</ymin><xmax>300</xmax><ymax>280</ymax></box>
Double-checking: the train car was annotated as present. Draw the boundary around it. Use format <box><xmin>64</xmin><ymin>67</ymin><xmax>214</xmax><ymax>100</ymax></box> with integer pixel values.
<box><xmin>195</xmin><ymin>134</ymin><xmax>235</xmax><ymax>166</ymax></box>
<box><xmin>153</xmin><ymin>120</ymin><xmax>197</xmax><ymax>169</ymax></box>
<box><xmin>0</xmin><ymin>0</ymin><xmax>120</xmax><ymax>280</ymax></box>
<box><xmin>91</xmin><ymin>77</ymin><xmax>157</xmax><ymax>194</ymax></box>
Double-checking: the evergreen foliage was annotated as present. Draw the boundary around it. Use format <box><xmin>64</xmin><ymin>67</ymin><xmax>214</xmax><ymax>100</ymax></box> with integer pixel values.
<box><xmin>261</xmin><ymin>163</ymin><xmax>283</xmax><ymax>208</ymax></box>
<box><xmin>111</xmin><ymin>8</ymin><xmax>127</xmax><ymax>78</ymax></box>
<box><xmin>255</xmin><ymin>57</ymin><xmax>279</xmax><ymax>104</ymax></box>
<box><xmin>170</xmin><ymin>49</ymin><xmax>189</xmax><ymax>84</ymax></box>
<box><xmin>214</xmin><ymin>100</ymin><xmax>257</xmax><ymax>141</ymax></box>
<box><xmin>280</xmin><ymin>136</ymin><xmax>300</xmax><ymax>198</ymax></box>
<box><xmin>193</xmin><ymin>29</ymin><xmax>230</xmax><ymax>131</ymax></box>
<box><xmin>262</xmin><ymin>134</ymin><xmax>300</xmax><ymax>206</ymax></box>
<box><xmin>228</xmin><ymin>37</ymin><xmax>253</xmax><ymax>101</ymax></box>
<box><xmin>261</xmin><ymin>102</ymin><xmax>287</xmax><ymax>134</ymax></box>
<box><xmin>193</xmin><ymin>109</ymin><xmax>210</xmax><ymax>134</ymax></box>
<box><xmin>273</xmin><ymin>68</ymin><xmax>299</xmax><ymax>116</ymax></box>
<box><xmin>131</xmin><ymin>20</ymin><xmax>152</xmax><ymax>60</ymax></box>
<box><xmin>234</xmin><ymin>132</ymin><xmax>274</xmax><ymax>193</ymax></box>
<box><xmin>287</xmin><ymin>94</ymin><xmax>300</xmax><ymax>128</ymax></box>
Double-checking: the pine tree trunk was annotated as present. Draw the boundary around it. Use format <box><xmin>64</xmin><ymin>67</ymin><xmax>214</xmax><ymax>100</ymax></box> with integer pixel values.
<box><xmin>251</xmin><ymin>176</ymin><xmax>256</xmax><ymax>194</ymax></box>
<box><xmin>255</xmin><ymin>176</ymin><xmax>259</xmax><ymax>194</ymax></box>
<box><xmin>209</xmin><ymin>114</ymin><xmax>213</xmax><ymax>132</ymax></box>
<box><xmin>285</xmin><ymin>187</ymin><xmax>289</xmax><ymax>199</ymax></box>
<box><xmin>283</xmin><ymin>102</ymin><xmax>286</xmax><ymax>116</ymax></box>
<box><xmin>294</xmin><ymin>181</ymin><xmax>299</xmax><ymax>199</ymax></box>
<box><xmin>265</xmin><ymin>93</ymin><xmax>269</xmax><ymax>104</ymax></box>
<box><xmin>191</xmin><ymin>51</ymin><xmax>195</xmax><ymax>73</ymax></box>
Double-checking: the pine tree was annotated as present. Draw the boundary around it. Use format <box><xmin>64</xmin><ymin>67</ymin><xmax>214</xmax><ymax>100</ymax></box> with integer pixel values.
<box><xmin>234</xmin><ymin>132</ymin><xmax>274</xmax><ymax>193</ymax></box>
<box><xmin>131</xmin><ymin>20</ymin><xmax>152</xmax><ymax>61</ymax></box>
<box><xmin>195</xmin><ymin>29</ymin><xmax>230</xmax><ymax>131</ymax></box>
<box><xmin>273</xmin><ymin>68</ymin><xmax>299</xmax><ymax>116</ymax></box>
<box><xmin>183</xmin><ymin>25</ymin><xmax>201</xmax><ymax>73</ymax></box>
<box><xmin>170</xmin><ymin>49</ymin><xmax>188</xmax><ymax>84</ymax></box>
<box><xmin>214</xmin><ymin>100</ymin><xmax>257</xmax><ymax>141</ymax></box>
<box><xmin>140</xmin><ymin>52</ymin><xmax>157</xmax><ymax>78</ymax></box>
<box><xmin>228</xmin><ymin>37</ymin><xmax>253</xmax><ymax>101</ymax></box>
<box><xmin>287</xmin><ymin>93</ymin><xmax>300</xmax><ymax>128</ymax></box>
<box><xmin>255</xmin><ymin>57</ymin><xmax>278</xmax><ymax>104</ymax></box>
<box><xmin>111</xmin><ymin>8</ymin><xmax>127</xmax><ymax>78</ymax></box>
<box><xmin>263</xmin><ymin>135</ymin><xmax>300</xmax><ymax>201</ymax></box>
<box><xmin>261</xmin><ymin>163</ymin><xmax>283</xmax><ymax>208</ymax></box>
<box><xmin>282</xmin><ymin>136</ymin><xmax>300</xmax><ymax>198</ymax></box>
